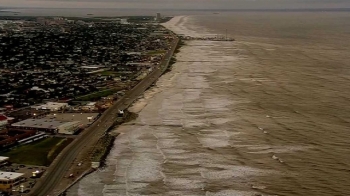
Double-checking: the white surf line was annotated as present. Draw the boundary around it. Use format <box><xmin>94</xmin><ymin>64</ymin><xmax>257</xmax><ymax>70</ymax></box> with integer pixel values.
<box><xmin>124</xmin><ymin>133</ymin><xmax>135</xmax><ymax>196</ymax></box>
<box><xmin>266</xmin><ymin>115</ymin><xmax>289</xmax><ymax>119</ymax></box>
<box><xmin>223</xmin><ymin>129</ymin><xmax>233</xmax><ymax>147</ymax></box>
<box><xmin>200</xmin><ymin>169</ymin><xmax>207</xmax><ymax>192</ymax></box>
<box><xmin>152</xmin><ymin>131</ymin><xmax>167</xmax><ymax>185</ymax></box>
<box><xmin>272</xmin><ymin>154</ymin><xmax>284</xmax><ymax>163</ymax></box>
<box><xmin>152</xmin><ymin>132</ymin><xmax>167</xmax><ymax>162</ymax></box>
<box><xmin>159</xmin><ymin>170</ymin><xmax>167</xmax><ymax>185</ymax></box>
<box><xmin>258</xmin><ymin>126</ymin><xmax>268</xmax><ymax>134</ymax></box>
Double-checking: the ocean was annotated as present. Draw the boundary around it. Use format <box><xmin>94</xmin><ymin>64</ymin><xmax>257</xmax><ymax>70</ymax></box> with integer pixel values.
<box><xmin>61</xmin><ymin>12</ymin><xmax>350</xmax><ymax>196</ymax></box>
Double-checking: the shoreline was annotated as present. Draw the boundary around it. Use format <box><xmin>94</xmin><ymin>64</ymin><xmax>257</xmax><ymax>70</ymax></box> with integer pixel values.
<box><xmin>67</xmin><ymin>15</ymin><xmax>263</xmax><ymax>196</ymax></box>
<box><xmin>66</xmin><ymin>13</ymin><xmax>350</xmax><ymax>196</ymax></box>
<box><xmin>64</xmin><ymin>16</ymin><xmax>191</xmax><ymax>195</ymax></box>
<box><xmin>66</xmin><ymin>15</ymin><xmax>239</xmax><ymax>195</ymax></box>
<box><xmin>30</xmin><ymin>27</ymin><xmax>180</xmax><ymax>196</ymax></box>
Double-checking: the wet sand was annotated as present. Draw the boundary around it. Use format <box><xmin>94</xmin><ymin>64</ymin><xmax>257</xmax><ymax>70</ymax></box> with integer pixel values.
<box><xmin>68</xmin><ymin>14</ymin><xmax>350</xmax><ymax>196</ymax></box>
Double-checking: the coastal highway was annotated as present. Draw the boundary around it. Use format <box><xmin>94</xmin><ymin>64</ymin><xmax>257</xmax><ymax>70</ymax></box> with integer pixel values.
<box><xmin>30</xmin><ymin>35</ymin><xmax>179</xmax><ymax>196</ymax></box>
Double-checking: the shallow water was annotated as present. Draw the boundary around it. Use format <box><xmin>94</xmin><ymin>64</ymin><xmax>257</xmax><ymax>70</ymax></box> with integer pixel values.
<box><xmin>68</xmin><ymin>13</ymin><xmax>350</xmax><ymax>196</ymax></box>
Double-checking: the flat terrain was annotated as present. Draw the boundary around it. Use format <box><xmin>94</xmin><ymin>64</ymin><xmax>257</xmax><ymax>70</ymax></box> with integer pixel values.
<box><xmin>3</xmin><ymin>137</ymin><xmax>72</xmax><ymax>166</ymax></box>
<box><xmin>45</xmin><ymin>113</ymin><xmax>99</xmax><ymax>127</ymax></box>
<box><xmin>75</xmin><ymin>88</ymin><xmax>120</xmax><ymax>101</ymax></box>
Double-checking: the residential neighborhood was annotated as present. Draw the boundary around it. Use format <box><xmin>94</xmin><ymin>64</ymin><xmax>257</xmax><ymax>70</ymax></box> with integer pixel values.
<box><xmin>0</xmin><ymin>17</ymin><xmax>173</xmax><ymax>108</ymax></box>
<box><xmin>0</xmin><ymin>16</ymin><xmax>177</xmax><ymax>195</ymax></box>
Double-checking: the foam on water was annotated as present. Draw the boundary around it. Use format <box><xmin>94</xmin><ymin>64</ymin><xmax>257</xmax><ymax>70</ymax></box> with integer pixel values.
<box><xmin>205</xmin><ymin>190</ymin><xmax>258</xmax><ymax>196</ymax></box>
<box><xmin>67</xmin><ymin>16</ymin><xmax>273</xmax><ymax>195</ymax></box>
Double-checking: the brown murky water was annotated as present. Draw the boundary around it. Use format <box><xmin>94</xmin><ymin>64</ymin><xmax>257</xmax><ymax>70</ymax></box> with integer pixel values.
<box><xmin>68</xmin><ymin>12</ymin><xmax>350</xmax><ymax>196</ymax></box>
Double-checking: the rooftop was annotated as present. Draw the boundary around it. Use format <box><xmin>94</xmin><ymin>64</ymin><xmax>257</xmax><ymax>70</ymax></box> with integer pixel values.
<box><xmin>31</xmin><ymin>102</ymin><xmax>68</xmax><ymax>110</ymax></box>
<box><xmin>11</xmin><ymin>118</ymin><xmax>78</xmax><ymax>129</ymax></box>
<box><xmin>44</xmin><ymin>113</ymin><xmax>98</xmax><ymax>127</ymax></box>
<box><xmin>41</xmin><ymin>102</ymin><xmax>68</xmax><ymax>107</ymax></box>
<box><xmin>0</xmin><ymin>156</ymin><xmax>9</xmax><ymax>162</ymax></box>
<box><xmin>0</xmin><ymin>114</ymin><xmax>7</xmax><ymax>121</ymax></box>
<box><xmin>0</xmin><ymin>171</ymin><xmax>24</xmax><ymax>181</ymax></box>
<box><xmin>80</xmin><ymin>65</ymin><xmax>106</xmax><ymax>69</ymax></box>
<box><xmin>7</xmin><ymin>108</ymin><xmax>49</xmax><ymax>121</ymax></box>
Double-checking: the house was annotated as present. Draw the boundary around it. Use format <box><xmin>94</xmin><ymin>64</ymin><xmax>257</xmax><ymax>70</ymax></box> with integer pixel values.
<box><xmin>10</xmin><ymin>118</ymin><xmax>82</xmax><ymax>135</ymax></box>
<box><xmin>81</xmin><ymin>102</ymin><xmax>97</xmax><ymax>111</ymax></box>
<box><xmin>0</xmin><ymin>156</ymin><xmax>9</xmax><ymax>167</ymax></box>
<box><xmin>0</xmin><ymin>172</ymin><xmax>25</xmax><ymax>193</ymax></box>
<box><xmin>31</xmin><ymin>102</ymin><xmax>68</xmax><ymax>111</ymax></box>
<box><xmin>0</xmin><ymin>114</ymin><xmax>8</xmax><ymax>127</ymax></box>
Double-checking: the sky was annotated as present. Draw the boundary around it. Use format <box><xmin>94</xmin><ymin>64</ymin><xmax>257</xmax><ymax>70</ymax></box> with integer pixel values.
<box><xmin>0</xmin><ymin>0</ymin><xmax>349</xmax><ymax>9</ymax></box>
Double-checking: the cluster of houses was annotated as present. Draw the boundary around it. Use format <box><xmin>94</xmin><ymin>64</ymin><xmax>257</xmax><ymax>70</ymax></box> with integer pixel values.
<box><xmin>0</xmin><ymin>17</ymin><xmax>174</xmax><ymax>108</ymax></box>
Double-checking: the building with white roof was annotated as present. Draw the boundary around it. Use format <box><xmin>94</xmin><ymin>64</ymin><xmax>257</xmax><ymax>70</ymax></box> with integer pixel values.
<box><xmin>31</xmin><ymin>102</ymin><xmax>68</xmax><ymax>111</ymax></box>
<box><xmin>0</xmin><ymin>156</ymin><xmax>9</xmax><ymax>167</ymax></box>
<box><xmin>0</xmin><ymin>114</ymin><xmax>8</xmax><ymax>127</ymax></box>
<box><xmin>0</xmin><ymin>172</ymin><xmax>24</xmax><ymax>192</ymax></box>
<box><xmin>11</xmin><ymin>118</ymin><xmax>82</xmax><ymax>135</ymax></box>
<box><xmin>81</xmin><ymin>102</ymin><xmax>97</xmax><ymax>111</ymax></box>
<box><xmin>121</xmin><ymin>18</ymin><xmax>129</xmax><ymax>24</ymax></box>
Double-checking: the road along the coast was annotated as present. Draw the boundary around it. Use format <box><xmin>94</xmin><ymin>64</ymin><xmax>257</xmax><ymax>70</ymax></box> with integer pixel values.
<box><xmin>30</xmin><ymin>35</ymin><xmax>179</xmax><ymax>196</ymax></box>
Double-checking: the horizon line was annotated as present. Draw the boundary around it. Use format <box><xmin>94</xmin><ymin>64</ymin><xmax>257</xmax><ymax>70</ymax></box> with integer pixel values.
<box><xmin>1</xmin><ymin>7</ymin><xmax>350</xmax><ymax>12</ymax></box>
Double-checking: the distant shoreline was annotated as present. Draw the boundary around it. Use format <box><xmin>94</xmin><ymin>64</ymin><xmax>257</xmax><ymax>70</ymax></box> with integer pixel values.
<box><xmin>0</xmin><ymin>10</ymin><xmax>19</xmax><ymax>13</ymax></box>
<box><xmin>1</xmin><ymin>7</ymin><xmax>350</xmax><ymax>11</ymax></box>
<box><xmin>0</xmin><ymin>7</ymin><xmax>350</xmax><ymax>17</ymax></box>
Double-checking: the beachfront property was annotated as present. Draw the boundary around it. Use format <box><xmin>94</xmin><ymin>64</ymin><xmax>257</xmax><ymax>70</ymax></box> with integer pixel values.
<box><xmin>155</xmin><ymin>13</ymin><xmax>161</xmax><ymax>21</ymax></box>
<box><xmin>10</xmin><ymin>118</ymin><xmax>82</xmax><ymax>135</ymax></box>
<box><xmin>0</xmin><ymin>171</ymin><xmax>25</xmax><ymax>193</ymax></box>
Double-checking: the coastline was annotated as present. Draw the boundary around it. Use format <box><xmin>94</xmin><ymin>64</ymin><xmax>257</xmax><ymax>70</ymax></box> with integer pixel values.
<box><xmin>29</xmin><ymin>24</ymin><xmax>179</xmax><ymax>195</ymax></box>
<box><xmin>65</xmin><ymin>15</ymin><xmax>196</xmax><ymax>195</ymax></box>
<box><xmin>70</xmin><ymin>13</ymin><xmax>350</xmax><ymax>195</ymax></box>
<box><xmin>3</xmin><ymin>12</ymin><xmax>348</xmax><ymax>196</ymax></box>
<box><xmin>66</xmin><ymin>15</ymin><xmax>263</xmax><ymax>196</ymax></box>
<box><xmin>1</xmin><ymin>10</ymin><xmax>349</xmax><ymax>196</ymax></box>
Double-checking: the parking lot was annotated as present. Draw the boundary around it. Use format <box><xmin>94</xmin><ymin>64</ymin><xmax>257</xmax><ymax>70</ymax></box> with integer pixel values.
<box><xmin>44</xmin><ymin>112</ymin><xmax>99</xmax><ymax>127</ymax></box>
<box><xmin>0</xmin><ymin>164</ymin><xmax>47</xmax><ymax>195</ymax></box>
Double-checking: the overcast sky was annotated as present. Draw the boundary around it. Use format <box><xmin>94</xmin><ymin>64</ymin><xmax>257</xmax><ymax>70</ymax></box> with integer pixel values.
<box><xmin>1</xmin><ymin>0</ymin><xmax>349</xmax><ymax>9</ymax></box>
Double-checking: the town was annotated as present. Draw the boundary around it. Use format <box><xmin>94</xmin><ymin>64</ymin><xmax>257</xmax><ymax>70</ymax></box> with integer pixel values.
<box><xmin>0</xmin><ymin>14</ymin><xmax>177</xmax><ymax>195</ymax></box>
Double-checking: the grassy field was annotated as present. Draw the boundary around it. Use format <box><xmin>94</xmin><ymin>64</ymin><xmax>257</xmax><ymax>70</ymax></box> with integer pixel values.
<box><xmin>76</xmin><ymin>88</ymin><xmax>119</xmax><ymax>101</ymax></box>
<box><xmin>98</xmin><ymin>70</ymin><xmax>119</xmax><ymax>76</ymax></box>
<box><xmin>146</xmin><ymin>50</ymin><xmax>166</xmax><ymax>55</ymax></box>
<box><xmin>3</xmin><ymin>137</ymin><xmax>73</xmax><ymax>166</ymax></box>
